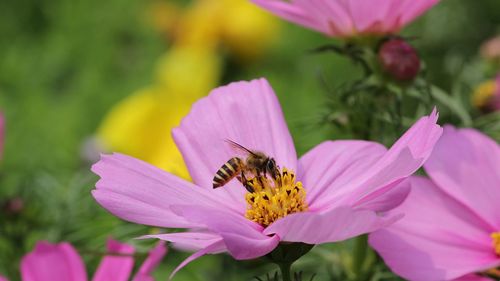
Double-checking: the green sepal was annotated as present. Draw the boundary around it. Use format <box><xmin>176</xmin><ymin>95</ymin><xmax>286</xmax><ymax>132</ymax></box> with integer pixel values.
<box><xmin>266</xmin><ymin>242</ymin><xmax>314</xmax><ymax>265</ymax></box>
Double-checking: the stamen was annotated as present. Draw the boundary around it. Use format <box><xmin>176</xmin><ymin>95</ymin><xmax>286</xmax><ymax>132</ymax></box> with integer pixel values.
<box><xmin>485</xmin><ymin>268</ymin><xmax>500</xmax><ymax>278</ymax></box>
<box><xmin>492</xmin><ymin>232</ymin><xmax>500</xmax><ymax>256</ymax></box>
<box><xmin>480</xmin><ymin>233</ymin><xmax>500</xmax><ymax>278</ymax></box>
<box><xmin>244</xmin><ymin>168</ymin><xmax>308</xmax><ymax>227</ymax></box>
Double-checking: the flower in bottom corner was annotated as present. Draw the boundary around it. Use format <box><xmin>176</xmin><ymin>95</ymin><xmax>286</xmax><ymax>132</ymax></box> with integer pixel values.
<box><xmin>0</xmin><ymin>239</ymin><xmax>166</xmax><ymax>281</ymax></box>
<box><xmin>91</xmin><ymin>78</ymin><xmax>442</xmax><ymax>277</ymax></box>
<box><xmin>369</xmin><ymin>126</ymin><xmax>500</xmax><ymax>281</ymax></box>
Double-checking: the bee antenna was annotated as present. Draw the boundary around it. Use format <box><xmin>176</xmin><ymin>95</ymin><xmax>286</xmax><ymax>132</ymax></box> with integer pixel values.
<box><xmin>225</xmin><ymin>139</ymin><xmax>257</xmax><ymax>156</ymax></box>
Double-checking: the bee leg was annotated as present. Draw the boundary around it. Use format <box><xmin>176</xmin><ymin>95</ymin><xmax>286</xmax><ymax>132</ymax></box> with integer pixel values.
<box><xmin>239</xmin><ymin>172</ymin><xmax>254</xmax><ymax>193</ymax></box>
<box><xmin>275</xmin><ymin>166</ymin><xmax>282</xmax><ymax>186</ymax></box>
<box><xmin>256</xmin><ymin>170</ymin><xmax>266</xmax><ymax>187</ymax></box>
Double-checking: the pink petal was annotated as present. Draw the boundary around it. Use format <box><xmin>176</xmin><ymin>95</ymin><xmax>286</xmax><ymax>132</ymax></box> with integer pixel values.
<box><xmin>379</xmin><ymin>1</ymin><xmax>407</xmax><ymax>31</ymax></box>
<box><xmin>424</xmin><ymin>126</ymin><xmax>500</xmax><ymax>229</ymax></box>
<box><xmin>21</xmin><ymin>241</ymin><xmax>87</xmax><ymax>281</ymax></box>
<box><xmin>346</xmin><ymin>110</ymin><xmax>442</xmax><ymax>203</ymax></box>
<box><xmin>171</xmin><ymin>205</ymin><xmax>280</xmax><ymax>259</ymax></box>
<box><xmin>298</xmin><ymin>140</ymin><xmax>386</xmax><ymax>209</ymax></box>
<box><xmin>353</xmin><ymin>179</ymin><xmax>411</xmax><ymax>212</ymax></box>
<box><xmin>369</xmin><ymin>177</ymin><xmax>498</xmax><ymax>281</ymax></box>
<box><xmin>169</xmin><ymin>240</ymin><xmax>226</xmax><ymax>280</ymax></box>
<box><xmin>263</xmin><ymin>206</ymin><xmax>402</xmax><ymax>244</ymax></box>
<box><xmin>346</xmin><ymin>0</ymin><xmax>392</xmax><ymax>33</ymax></box>
<box><xmin>132</xmin><ymin>242</ymin><xmax>167</xmax><ymax>281</ymax></box>
<box><xmin>294</xmin><ymin>0</ymin><xmax>355</xmax><ymax>36</ymax></box>
<box><xmin>92</xmin><ymin>153</ymin><xmax>242</xmax><ymax>229</ymax></box>
<box><xmin>0</xmin><ymin>276</ymin><xmax>8</xmax><ymax>281</ymax></box>
<box><xmin>172</xmin><ymin>78</ymin><xmax>297</xmax><ymax>205</ymax></box>
<box><xmin>252</xmin><ymin>0</ymin><xmax>439</xmax><ymax>37</ymax></box>
<box><xmin>303</xmin><ymin>111</ymin><xmax>441</xmax><ymax>212</ymax></box>
<box><xmin>251</xmin><ymin>0</ymin><xmax>327</xmax><ymax>34</ymax></box>
<box><xmin>398</xmin><ymin>0</ymin><xmax>440</xmax><ymax>29</ymax></box>
<box><xmin>92</xmin><ymin>239</ymin><xmax>135</xmax><ymax>281</ymax></box>
<box><xmin>137</xmin><ymin>232</ymin><xmax>226</xmax><ymax>280</ymax></box>
<box><xmin>454</xmin><ymin>274</ymin><xmax>494</xmax><ymax>281</ymax></box>
<box><xmin>139</xmin><ymin>232</ymin><xmax>223</xmax><ymax>252</ymax></box>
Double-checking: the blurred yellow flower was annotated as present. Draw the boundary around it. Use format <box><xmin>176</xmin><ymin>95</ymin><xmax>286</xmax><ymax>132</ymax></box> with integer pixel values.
<box><xmin>148</xmin><ymin>0</ymin><xmax>280</xmax><ymax>61</ymax></box>
<box><xmin>155</xmin><ymin>46</ymin><xmax>221</xmax><ymax>101</ymax></box>
<box><xmin>472</xmin><ymin>77</ymin><xmax>500</xmax><ymax>113</ymax></box>
<box><xmin>98</xmin><ymin>47</ymin><xmax>222</xmax><ymax>180</ymax></box>
<box><xmin>472</xmin><ymin>80</ymin><xmax>496</xmax><ymax>109</ymax></box>
<box><xmin>218</xmin><ymin>0</ymin><xmax>279</xmax><ymax>61</ymax></box>
<box><xmin>145</xmin><ymin>1</ymin><xmax>181</xmax><ymax>36</ymax></box>
<box><xmin>97</xmin><ymin>0</ymin><xmax>279</xmax><ymax>178</ymax></box>
<box><xmin>98</xmin><ymin>87</ymin><xmax>189</xmax><ymax>178</ymax></box>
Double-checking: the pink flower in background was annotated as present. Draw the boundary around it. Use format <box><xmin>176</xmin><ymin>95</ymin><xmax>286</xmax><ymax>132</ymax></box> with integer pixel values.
<box><xmin>488</xmin><ymin>74</ymin><xmax>500</xmax><ymax>111</ymax></box>
<box><xmin>92</xmin><ymin>78</ymin><xmax>442</xmax><ymax>277</ymax></box>
<box><xmin>0</xmin><ymin>239</ymin><xmax>166</xmax><ymax>281</ymax></box>
<box><xmin>251</xmin><ymin>0</ymin><xmax>439</xmax><ymax>38</ymax></box>
<box><xmin>369</xmin><ymin>126</ymin><xmax>500</xmax><ymax>281</ymax></box>
<box><xmin>481</xmin><ymin>35</ymin><xmax>500</xmax><ymax>61</ymax></box>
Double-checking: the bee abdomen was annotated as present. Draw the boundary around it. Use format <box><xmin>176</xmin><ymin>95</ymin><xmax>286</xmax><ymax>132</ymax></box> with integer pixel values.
<box><xmin>212</xmin><ymin>157</ymin><xmax>242</xmax><ymax>188</ymax></box>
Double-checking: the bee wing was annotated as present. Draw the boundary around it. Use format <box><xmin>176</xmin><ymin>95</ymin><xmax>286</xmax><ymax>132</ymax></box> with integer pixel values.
<box><xmin>224</xmin><ymin>139</ymin><xmax>257</xmax><ymax>156</ymax></box>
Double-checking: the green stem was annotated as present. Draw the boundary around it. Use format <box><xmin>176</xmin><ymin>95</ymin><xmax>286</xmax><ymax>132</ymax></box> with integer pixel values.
<box><xmin>396</xmin><ymin>91</ymin><xmax>403</xmax><ymax>134</ymax></box>
<box><xmin>279</xmin><ymin>262</ymin><xmax>292</xmax><ymax>281</ymax></box>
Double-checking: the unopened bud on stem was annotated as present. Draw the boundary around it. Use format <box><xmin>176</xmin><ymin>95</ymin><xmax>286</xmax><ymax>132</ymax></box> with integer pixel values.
<box><xmin>378</xmin><ymin>38</ymin><xmax>421</xmax><ymax>81</ymax></box>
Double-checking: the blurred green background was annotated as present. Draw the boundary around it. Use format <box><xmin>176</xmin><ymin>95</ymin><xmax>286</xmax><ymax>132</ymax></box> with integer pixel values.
<box><xmin>1</xmin><ymin>0</ymin><xmax>500</xmax><ymax>280</ymax></box>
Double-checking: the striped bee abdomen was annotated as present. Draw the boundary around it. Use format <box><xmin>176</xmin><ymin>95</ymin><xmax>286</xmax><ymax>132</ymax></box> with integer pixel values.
<box><xmin>212</xmin><ymin>157</ymin><xmax>243</xmax><ymax>188</ymax></box>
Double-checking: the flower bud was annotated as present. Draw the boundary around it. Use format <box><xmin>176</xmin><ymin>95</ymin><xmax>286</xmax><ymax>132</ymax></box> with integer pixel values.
<box><xmin>378</xmin><ymin>38</ymin><xmax>421</xmax><ymax>81</ymax></box>
<box><xmin>3</xmin><ymin>197</ymin><xmax>24</xmax><ymax>215</ymax></box>
<box><xmin>480</xmin><ymin>35</ymin><xmax>500</xmax><ymax>62</ymax></box>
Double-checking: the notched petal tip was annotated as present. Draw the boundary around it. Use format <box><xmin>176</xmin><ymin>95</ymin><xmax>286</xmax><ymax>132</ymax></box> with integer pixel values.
<box><xmin>90</xmin><ymin>152</ymin><xmax>122</xmax><ymax>177</ymax></box>
<box><xmin>169</xmin><ymin>240</ymin><xmax>226</xmax><ymax>280</ymax></box>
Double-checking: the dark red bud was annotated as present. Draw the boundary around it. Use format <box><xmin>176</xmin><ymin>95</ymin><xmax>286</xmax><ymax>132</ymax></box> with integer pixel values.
<box><xmin>378</xmin><ymin>38</ymin><xmax>421</xmax><ymax>81</ymax></box>
<box><xmin>3</xmin><ymin>197</ymin><xmax>24</xmax><ymax>215</ymax></box>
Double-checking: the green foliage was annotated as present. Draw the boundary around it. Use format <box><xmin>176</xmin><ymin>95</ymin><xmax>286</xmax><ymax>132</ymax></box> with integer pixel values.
<box><xmin>1</xmin><ymin>0</ymin><xmax>500</xmax><ymax>280</ymax></box>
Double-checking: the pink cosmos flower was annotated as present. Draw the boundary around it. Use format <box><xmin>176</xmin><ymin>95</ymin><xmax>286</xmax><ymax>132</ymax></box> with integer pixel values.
<box><xmin>251</xmin><ymin>0</ymin><xmax>439</xmax><ymax>38</ymax></box>
<box><xmin>0</xmin><ymin>239</ymin><xmax>166</xmax><ymax>281</ymax></box>
<box><xmin>369</xmin><ymin>126</ymin><xmax>500</xmax><ymax>281</ymax></box>
<box><xmin>91</xmin><ymin>78</ymin><xmax>442</xmax><ymax>277</ymax></box>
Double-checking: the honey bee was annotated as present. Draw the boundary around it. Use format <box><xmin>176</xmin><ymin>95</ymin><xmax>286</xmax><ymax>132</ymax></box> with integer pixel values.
<box><xmin>212</xmin><ymin>140</ymin><xmax>279</xmax><ymax>192</ymax></box>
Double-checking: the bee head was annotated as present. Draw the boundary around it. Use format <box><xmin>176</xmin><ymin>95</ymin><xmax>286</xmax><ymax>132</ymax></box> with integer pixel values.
<box><xmin>265</xmin><ymin>158</ymin><xmax>279</xmax><ymax>179</ymax></box>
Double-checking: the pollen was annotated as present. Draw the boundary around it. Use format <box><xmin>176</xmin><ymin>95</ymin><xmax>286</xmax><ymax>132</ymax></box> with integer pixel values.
<box><xmin>244</xmin><ymin>168</ymin><xmax>308</xmax><ymax>227</ymax></box>
<box><xmin>492</xmin><ymin>232</ymin><xmax>500</xmax><ymax>256</ymax></box>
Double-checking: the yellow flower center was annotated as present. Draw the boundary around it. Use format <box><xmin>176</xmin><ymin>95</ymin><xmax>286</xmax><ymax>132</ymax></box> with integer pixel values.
<box><xmin>492</xmin><ymin>232</ymin><xmax>500</xmax><ymax>256</ymax></box>
<box><xmin>478</xmin><ymin>233</ymin><xmax>500</xmax><ymax>278</ymax></box>
<box><xmin>244</xmin><ymin>168</ymin><xmax>308</xmax><ymax>227</ymax></box>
